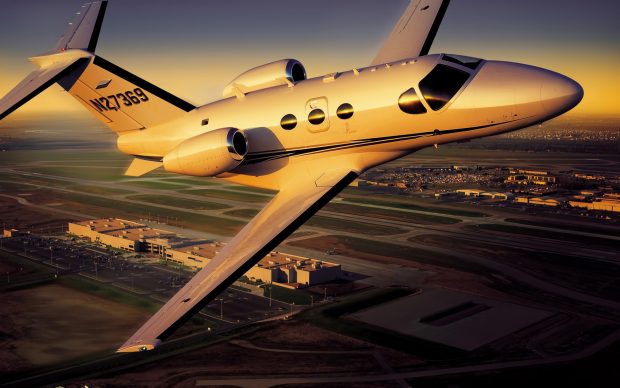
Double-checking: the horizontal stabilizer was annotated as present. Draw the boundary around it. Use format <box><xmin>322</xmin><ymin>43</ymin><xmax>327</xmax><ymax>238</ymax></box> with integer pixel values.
<box><xmin>124</xmin><ymin>157</ymin><xmax>163</xmax><ymax>177</ymax></box>
<box><xmin>0</xmin><ymin>52</ymin><xmax>91</xmax><ymax>121</ymax></box>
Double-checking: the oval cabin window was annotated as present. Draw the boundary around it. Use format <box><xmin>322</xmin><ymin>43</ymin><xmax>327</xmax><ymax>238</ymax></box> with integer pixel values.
<box><xmin>280</xmin><ymin>114</ymin><xmax>297</xmax><ymax>130</ymax></box>
<box><xmin>308</xmin><ymin>109</ymin><xmax>326</xmax><ymax>125</ymax></box>
<box><xmin>337</xmin><ymin>103</ymin><xmax>354</xmax><ymax>120</ymax></box>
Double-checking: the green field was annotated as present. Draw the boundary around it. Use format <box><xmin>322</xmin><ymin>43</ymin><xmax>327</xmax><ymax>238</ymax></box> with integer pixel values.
<box><xmin>59</xmin><ymin>276</ymin><xmax>161</xmax><ymax>312</ymax></box>
<box><xmin>0</xmin><ymin>181</ymin><xmax>34</xmax><ymax>192</ymax></box>
<box><xmin>126</xmin><ymin>194</ymin><xmax>230</xmax><ymax>210</ymax></box>
<box><xmin>163</xmin><ymin>178</ymin><xmax>221</xmax><ymax>186</ymax></box>
<box><xmin>182</xmin><ymin>189</ymin><xmax>271</xmax><ymax>203</ymax></box>
<box><xmin>326</xmin><ymin>203</ymin><xmax>460</xmax><ymax>225</ymax></box>
<box><xmin>290</xmin><ymin>235</ymin><xmax>484</xmax><ymax>274</ymax></box>
<box><xmin>0</xmin><ymin>150</ymin><xmax>126</xmax><ymax>164</ymax></box>
<box><xmin>342</xmin><ymin>197</ymin><xmax>487</xmax><ymax>218</ymax></box>
<box><xmin>0</xmin><ymin>249</ymin><xmax>57</xmax><ymax>291</ymax></box>
<box><xmin>68</xmin><ymin>185</ymin><xmax>135</xmax><ymax>196</ymax></box>
<box><xmin>224</xmin><ymin>209</ymin><xmax>406</xmax><ymax>235</ymax></box>
<box><xmin>224</xmin><ymin>209</ymin><xmax>260</xmax><ymax>218</ymax></box>
<box><xmin>53</xmin><ymin>191</ymin><xmax>244</xmax><ymax>236</ymax></box>
<box><xmin>307</xmin><ymin>215</ymin><xmax>406</xmax><ymax>236</ymax></box>
<box><xmin>1</xmin><ymin>173</ymin><xmax>70</xmax><ymax>188</ymax></box>
<box><xmin>124</xmin><ymin>180</ymin><xmax>192</xmax><ymax>190</ymax></box>
<box><xmin>468</xmin><ymin>223</ymin><xmax>619</xmax><ymax>248</ymax></box>
<box><xmin>224</xmin><ymin>186</ymin><xmax>277</xmax><ymax>195</ymax></box>
<box><xmin>262</xmin><ymin>284</ymin><xmax>313</xmax><ymax>305</ymax></box>
<box><xmin>412</xmin><ymin>233</ymin><xmax>620</xmax><ymax>301</ymax></box>
<box><xmin>505</xmin><ymin>218</ymin><xmax>620</xmax><ymax>237</ymax></box>
<box><xmin>20</xmin><ymin>166</ymin><xmax>126</xmax><ymax>181</ymax></box>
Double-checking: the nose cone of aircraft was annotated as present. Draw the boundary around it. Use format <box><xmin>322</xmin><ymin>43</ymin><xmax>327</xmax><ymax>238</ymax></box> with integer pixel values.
<box><xmin>541</xmin><ymin>73</ymin><xmax>584</xmax><ymax>117</ymax></box>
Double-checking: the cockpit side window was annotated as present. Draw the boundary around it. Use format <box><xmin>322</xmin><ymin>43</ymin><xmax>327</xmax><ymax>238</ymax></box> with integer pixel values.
<box><xmin>419</xmin><ymin>64</ymin><xmax>470</xmax><ymax>111</ymax></box>
<box><xmin>398</xmin><ymin>88</ymin><xmax>427</xmax><ymax>115</ymax></box>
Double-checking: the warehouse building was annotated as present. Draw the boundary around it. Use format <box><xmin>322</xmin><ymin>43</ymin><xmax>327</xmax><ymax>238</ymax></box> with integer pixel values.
<box><xmin>166</xmin><ymin>243</ymin><xmax>342</xmax><ymax>287</ymax></box>
<box><xmin>68</xmin><ymin>218</ymin><xmax>342</xmax><ymax>287</ymax></box>
<box><xmin>569</xmin><ymin>193</ymin><xmax>620</xmax><ymax>213</ymax></box>
<box><xmin>506</xmin><ymin>169</ymin><xmax>557</xmax><ymax>186</ymax></box>
<box><xmin>67</xmin><ymin>218</ymin><xmax>195</xmax><ymax>253</ymax></box>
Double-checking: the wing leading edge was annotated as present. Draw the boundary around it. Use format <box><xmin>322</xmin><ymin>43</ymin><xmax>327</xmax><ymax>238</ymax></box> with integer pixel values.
<box><xmin>371</xmin><ymin>0</ymin><xmax>451</xmax><ymax>66</ymax></box>
<box><xmin>118</xmin><ymin>169</ymin><xmax>358</xmax><ymax>352</ymax></box>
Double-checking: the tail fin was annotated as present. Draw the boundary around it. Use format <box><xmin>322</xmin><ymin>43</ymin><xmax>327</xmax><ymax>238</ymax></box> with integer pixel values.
<box><xmin>56</xmin><ymin>0</ymin><xmax>107</xmax><ymax>53</ymax></box>
<box><xmin>0</xmin><ymin>1</ymin><xmax>196</xmax><ymax>133</ymax></box>
<box><xmin>60</xmin><ymin>56</ymin><xmax>196</xmax><ymax>132</ymax></box>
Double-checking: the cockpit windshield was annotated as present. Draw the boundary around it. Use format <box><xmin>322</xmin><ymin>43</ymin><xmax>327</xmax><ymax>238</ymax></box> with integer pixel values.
<box><xmin>419</xmin><ymin>64</ymin><xmax>470</xmax><ymax>111</ymax></box>
<box><xmin>441</xmin><ymin>54</ymin><xmax>483</xmax><ymax>70</ymax></box>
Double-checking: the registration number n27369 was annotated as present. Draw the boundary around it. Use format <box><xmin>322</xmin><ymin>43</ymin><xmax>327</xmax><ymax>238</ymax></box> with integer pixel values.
<box><xmin>90</xmin><ymin>88</ymin><xmax>149</xmax><ymax>112</ymax></box>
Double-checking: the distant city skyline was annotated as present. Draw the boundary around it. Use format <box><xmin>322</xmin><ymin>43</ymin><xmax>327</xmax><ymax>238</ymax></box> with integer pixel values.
<box><xmin>0</xmin><ymin>0</ymin><xmax>618</xmax><ymax>117</ymax></box>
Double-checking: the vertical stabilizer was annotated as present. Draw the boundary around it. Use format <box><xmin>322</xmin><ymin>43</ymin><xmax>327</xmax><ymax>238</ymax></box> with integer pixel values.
<box><xmin>56</xmin><ymin>1</ymin><xmax>108</xmax><ymax>53</ymax></box>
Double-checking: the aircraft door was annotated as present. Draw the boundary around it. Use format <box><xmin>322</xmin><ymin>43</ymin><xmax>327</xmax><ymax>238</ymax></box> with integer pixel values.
<box><xmin>305</xmin><ymin>97</ymin><xmax>330</xmax><ymax>133</ymax></box>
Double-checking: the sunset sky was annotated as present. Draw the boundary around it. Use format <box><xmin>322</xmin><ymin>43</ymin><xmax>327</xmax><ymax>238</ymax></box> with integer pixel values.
<box><xmin>0</xmin><ymin>0</ymin><xmax>618</xmax><ymax>117</ymax></box>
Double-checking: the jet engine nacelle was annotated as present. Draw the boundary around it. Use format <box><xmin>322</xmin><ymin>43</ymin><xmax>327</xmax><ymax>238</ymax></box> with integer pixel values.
<box><xmin>223</xmin><ymin>59</ymin><xmax>307</xmax><ymax>98</ymax></box>
<box><xmin>163</xmin><ymin>128</ymin><xmax>248</xmax><ymax>177</ymax></box>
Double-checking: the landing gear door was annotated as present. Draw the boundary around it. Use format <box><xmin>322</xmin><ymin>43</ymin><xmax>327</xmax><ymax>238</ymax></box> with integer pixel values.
<box><xmin>305</xmin><ymin>97</ymin><xmax>330</xmax><ymax>133</ymax></box>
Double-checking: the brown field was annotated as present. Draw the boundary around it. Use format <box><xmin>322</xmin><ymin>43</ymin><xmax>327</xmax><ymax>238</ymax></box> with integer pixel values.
<box><xmin>84</xmin><ymin>320</ymin><xmax>419</xmax><ymax>388</ymax></box>
<box><xmin>0</xmin><ymin>283</ymin><xmax>150</xmax><ymax>372</ymax></box>
<box><xmin>0</xmin><ymin>196</ymin><xmax>73</xmax><ymax>232</ymax></box>
<box><xmin>288</xmin><ymin>235</ymin><xmax>504</xmax><ymax>298</ymax></box>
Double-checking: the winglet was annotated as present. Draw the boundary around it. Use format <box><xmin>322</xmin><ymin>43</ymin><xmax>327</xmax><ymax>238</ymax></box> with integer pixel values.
<box><xmin>116</xmin><ymin>339</ymin><xmax>162</xmax><ymax>353</ymax></box>
<box><xmin>55</xmin><ymin>1</ymin><xmax>108</xmax><ymax>53</ymax></box>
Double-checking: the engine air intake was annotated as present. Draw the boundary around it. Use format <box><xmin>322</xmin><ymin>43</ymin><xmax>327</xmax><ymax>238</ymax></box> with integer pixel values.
<box><xmin>223</xmin><ymin>59</ymin><xmax>307</xmax><ymax>98</ymax></box>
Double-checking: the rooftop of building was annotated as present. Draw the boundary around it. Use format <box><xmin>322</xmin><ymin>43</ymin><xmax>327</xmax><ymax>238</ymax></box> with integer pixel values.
<box><xmin>106</xmin><ymin>227</ymin><xmax>177</xmax><ymax>241</ymax></box>
<box><xmin>71</xmin><ymin>218</ymin><xmax>145</xmax><ymax>233</ymax></box>
<box><xmin>257</xmin><ymin>252</ymin><xmax>339</xmax><ymax>272</ymax></box>
<box><xmin>168</xmin><ymin>243</ymin><xmax>339</xmax><ymax>271</ymax></box>
<box><xmin>174</xmin><ymin>241</ymin><xmax>224</xmax><ymax>256</ymax></box>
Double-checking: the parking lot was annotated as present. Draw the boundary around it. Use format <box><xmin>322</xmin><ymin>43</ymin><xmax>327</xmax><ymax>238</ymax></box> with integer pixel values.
<box><xmin>1</xmin><ymin>234</ymin><xmax>292</xmax><ymax>327</ymax></box>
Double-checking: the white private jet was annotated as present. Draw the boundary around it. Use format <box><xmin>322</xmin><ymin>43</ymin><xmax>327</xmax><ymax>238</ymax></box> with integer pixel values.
<box><xmin>0</xmin><ymin>0</ymin><xmax>582</xmax><ymax>352</ymax></box>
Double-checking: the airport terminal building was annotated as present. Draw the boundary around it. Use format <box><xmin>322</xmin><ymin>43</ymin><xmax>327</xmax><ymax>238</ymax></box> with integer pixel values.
<box><xmin>68</xmin><ymin>218</ymin><xmax>341</xmax><ymax>287</ymax></box>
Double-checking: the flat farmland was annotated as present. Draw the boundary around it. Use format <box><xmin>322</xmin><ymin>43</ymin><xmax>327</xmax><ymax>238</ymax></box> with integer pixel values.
<box><xmin>182</xmin><ymin>189</ymin><xmax>270</xmax><ymax>203</ymax></box>
<box><xmin>289</xmin><ymin>235</ymin><xmax>486</xmax><ymax>274</ymax></box>
<box><xmin>47</xmin><ymin>191</ymin><xmax>244</xmax><ymax>236</ymax></box>
<box><xmin>325</xmin><ymin>202</ymin><xmax>460</xmax><ymax>225</ymax></box>
<box><xmin>21</xmin><ymin>166</ymin><xmax>127</xmax><ymax>181</ymax></box>
<box><xmin>224</xmin><ymin>209</ymin><xmax>406</xmax><ymax>235</ymax></box>
<box><xmin>126</xmin><ymin>194</ymin><xmax>231</xmax><ymax>211</ymax></box>
<box><xmin>0</xmin><ymin>282</ymin><xmax>150</xmax><ymax>373</ymax></box>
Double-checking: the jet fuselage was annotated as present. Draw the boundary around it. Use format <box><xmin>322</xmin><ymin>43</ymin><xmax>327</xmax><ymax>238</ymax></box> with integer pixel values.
<box><xmin>117</xmin><ymin>54</ymin><xmax>582</xmax><ymax>190</ymax></box>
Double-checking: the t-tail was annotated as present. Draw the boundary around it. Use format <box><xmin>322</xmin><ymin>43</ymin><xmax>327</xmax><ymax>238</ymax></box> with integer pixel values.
<box><xmin>0</xmin><ymin>0</ymin><xmax>195</xmax><ymax>145</ymax></box>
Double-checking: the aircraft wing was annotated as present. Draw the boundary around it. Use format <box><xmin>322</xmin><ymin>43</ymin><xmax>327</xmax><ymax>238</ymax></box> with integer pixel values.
<box><xmin>371</xmin><ymin>0</ymin><xmax>451</xmax><ymax>66</ymax></box>
<box><xmin>118</xmin><ymin>168</ymin><xmax>359</xmax><ymax>352</ymax></box>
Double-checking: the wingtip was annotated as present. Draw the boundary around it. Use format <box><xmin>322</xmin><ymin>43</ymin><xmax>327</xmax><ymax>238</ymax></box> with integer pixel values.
<box><xmin>116</xmin><ymin>339</ymin><xmax>162</xmax><ymax>353</ymax></box>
